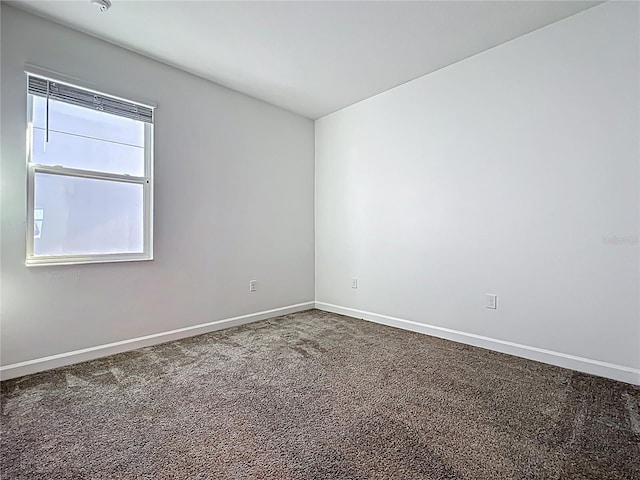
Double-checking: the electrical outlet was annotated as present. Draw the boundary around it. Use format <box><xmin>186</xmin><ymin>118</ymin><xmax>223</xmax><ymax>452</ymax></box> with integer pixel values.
<box><xmin>486</xmin><ymin>294</ymin><xmax>497</xmax><ymax>309</ymax></box>
<box><xmin>249</xmin><ymin>280</ymin><xmax>257</xmax><ymax>292</ymax></box>
<box><xmin>352</xmin><ymin>278</ymin><xmax>358</xmax><ymax>289</ymax></box>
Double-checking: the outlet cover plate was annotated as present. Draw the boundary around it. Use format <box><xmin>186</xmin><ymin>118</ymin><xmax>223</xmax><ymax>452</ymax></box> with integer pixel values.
<box><xmin>486</xmin><ymin>294</ymin><xmax>497</xmax><ymax>309</ymax></box>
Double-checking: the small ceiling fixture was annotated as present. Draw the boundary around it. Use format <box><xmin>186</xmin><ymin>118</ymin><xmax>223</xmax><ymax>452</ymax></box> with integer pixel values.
<box><xmin>90</xmin><ymin>0</ymin><xmax>112</xmax><ymax>12</ymax></box>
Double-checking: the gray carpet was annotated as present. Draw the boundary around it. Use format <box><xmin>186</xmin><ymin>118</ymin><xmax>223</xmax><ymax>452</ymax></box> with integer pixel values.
<box><xmin>1</xmin><ymin>309</ymin><xmax>639</xmax><ymax>479</ymax></box>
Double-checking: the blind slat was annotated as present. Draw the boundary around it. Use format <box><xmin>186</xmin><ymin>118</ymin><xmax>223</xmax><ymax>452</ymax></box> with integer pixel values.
<box><xmin>28</xmin><ymin>75</ymin><xmax>154</xmax><ymax>124</ymax></box>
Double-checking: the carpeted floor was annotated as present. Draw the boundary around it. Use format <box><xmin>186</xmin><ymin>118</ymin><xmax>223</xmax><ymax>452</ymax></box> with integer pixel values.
<box><xmin>1</xmin><ymin>309</ymin><xmax>639</xmax><ymax>479</ymax></box>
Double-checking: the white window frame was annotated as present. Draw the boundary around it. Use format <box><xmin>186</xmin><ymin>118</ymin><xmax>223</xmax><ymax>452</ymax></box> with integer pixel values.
<box><xmin>25</xmin><ymin>69</ymin><xmax>155</xmax><ymax>267</ymax></box>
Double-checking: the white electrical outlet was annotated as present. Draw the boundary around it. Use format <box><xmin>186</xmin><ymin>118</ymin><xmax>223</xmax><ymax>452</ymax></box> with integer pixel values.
<box><xmin>352</xmin><ymin>278</ymin><xmax>358</xmax><ymax>289</ymax></box>
<box><xmin>249</xmin><ymin>280</ymin><xmax>257</xmax><ymax>292</ymax></box>
<box><xmin>486</xmin><ymin>294</ymin><xmax>497</xmax><ymax>309</ymax></box>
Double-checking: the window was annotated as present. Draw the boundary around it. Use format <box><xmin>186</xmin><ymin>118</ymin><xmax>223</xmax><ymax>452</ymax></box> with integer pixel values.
<box><xmin>25</xmin><ymin>71</ymin><xmax>154</xmax><ymax>266</ymax></box>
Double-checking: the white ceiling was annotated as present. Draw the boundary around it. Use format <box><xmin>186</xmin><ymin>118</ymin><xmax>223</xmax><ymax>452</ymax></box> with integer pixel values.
<box><xmin>10</xmin><ymin>0</ymin><xmax>600</xmax><ymax>119</ymax></box>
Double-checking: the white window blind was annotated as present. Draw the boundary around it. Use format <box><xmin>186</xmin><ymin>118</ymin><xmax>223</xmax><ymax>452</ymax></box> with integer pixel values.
<box><xmin>27</xmin><ymin>75</ymin><xmax>154</xmax><ymax>124</ymax></box>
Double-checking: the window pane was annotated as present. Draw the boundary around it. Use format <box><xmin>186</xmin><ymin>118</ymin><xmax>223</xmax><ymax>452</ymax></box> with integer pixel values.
<box><xmin>32</xmin><ymin>127</ymin><xmax>145</xmax><ymax>176</ymax></box>
<box><xmin>33</xmin><ymin>96</ymin><xmax>144</xmax><ymax>147</ymax></box>
<box><xmin>33</xmin><ymin>173</ymin><xmax>144</xmax><ymax>256</ymax></box>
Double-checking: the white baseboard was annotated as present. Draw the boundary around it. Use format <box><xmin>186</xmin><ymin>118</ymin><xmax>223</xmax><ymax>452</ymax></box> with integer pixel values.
<box><xmin>315</xmin><ymin>302</ymin><xmax>640</xmax><ymax>386</ymax></box>
<box><xmin>0</xmin><ymin>302</ymin><xmax>315</xmax><ymax>381</ymax></box>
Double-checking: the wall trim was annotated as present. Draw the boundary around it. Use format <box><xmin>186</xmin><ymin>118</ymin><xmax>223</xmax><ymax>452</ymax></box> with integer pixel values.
<box><xmin>315</xmin><ymin>302</ymin><xmax>640</xmax><ymax>386</ymax></box>
<box><xmin>0</xmin><ymin>302</ymin><xmax>315</xmax><ymax>381</ymax></box>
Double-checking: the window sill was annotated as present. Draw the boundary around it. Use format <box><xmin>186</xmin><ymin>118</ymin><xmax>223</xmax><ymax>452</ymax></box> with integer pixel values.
<box><xmin>25</xmin><ymin>253</ymin><xmax>153</xmax><ymax>267</ymax></box>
